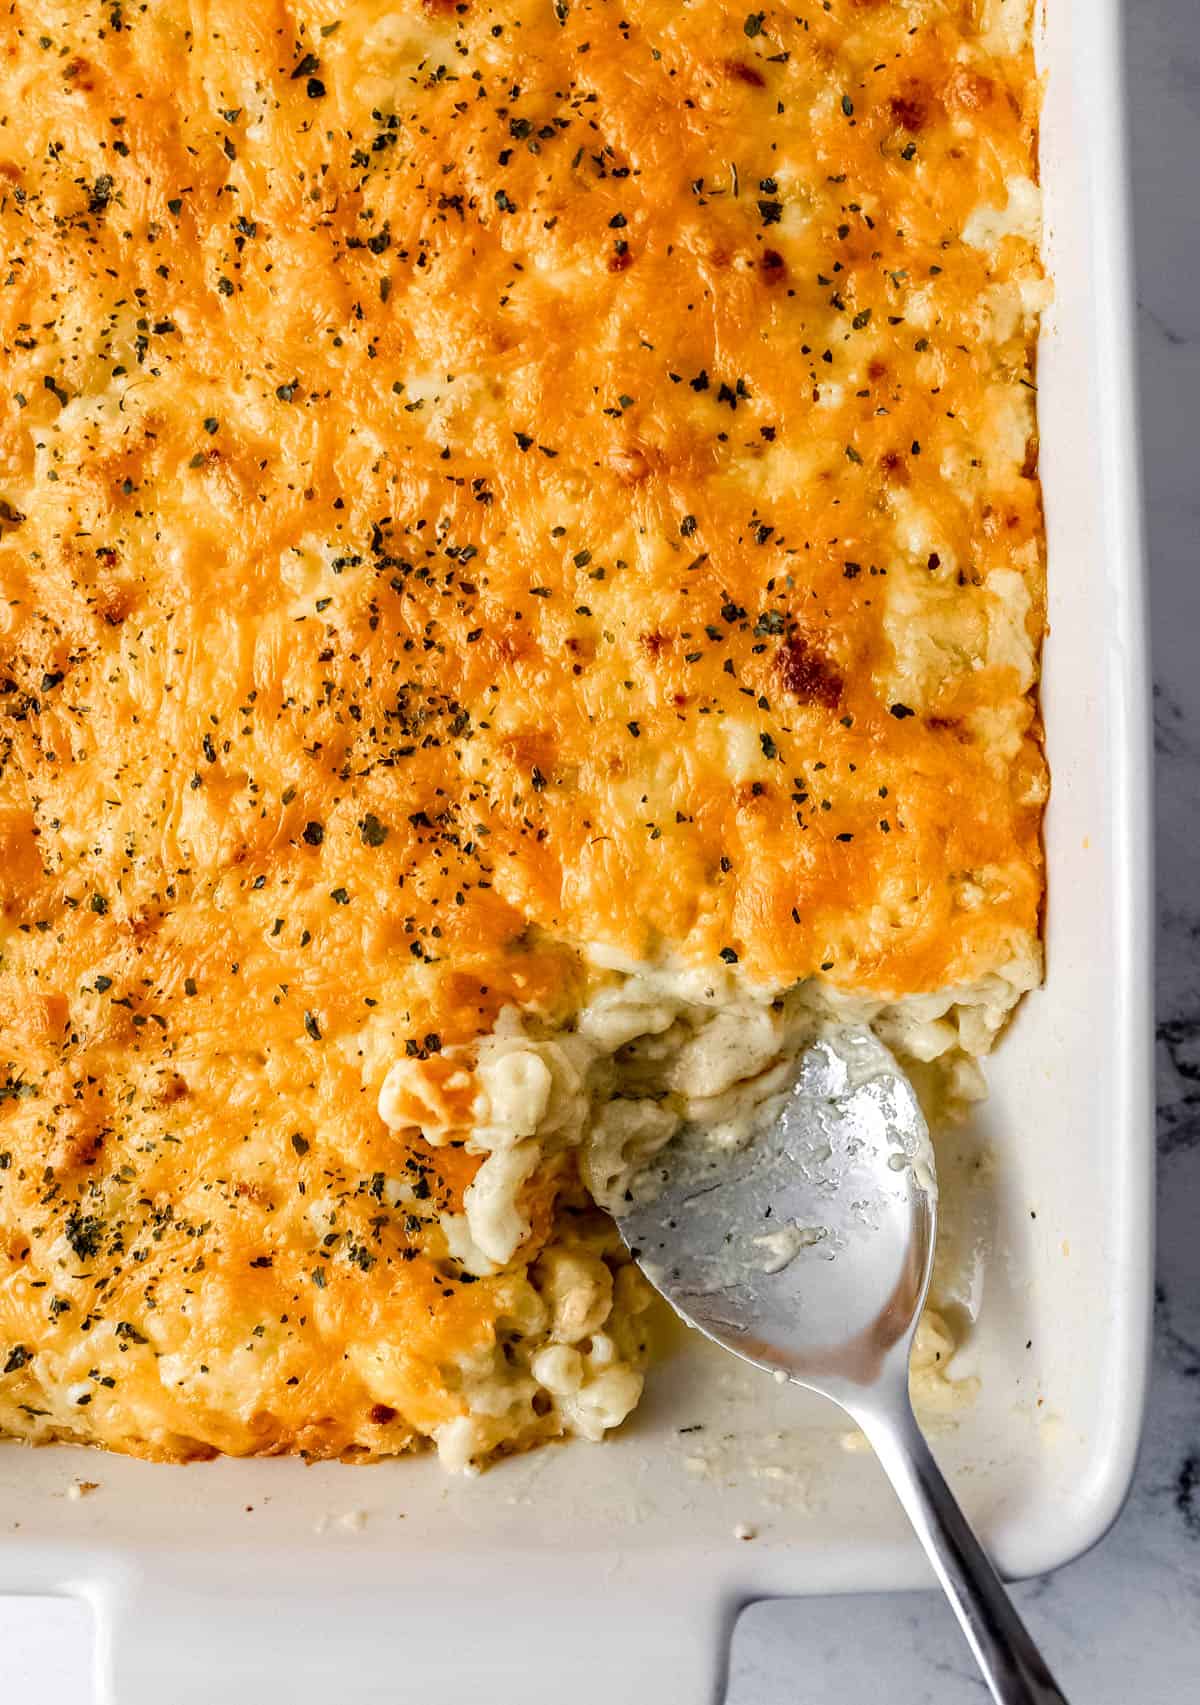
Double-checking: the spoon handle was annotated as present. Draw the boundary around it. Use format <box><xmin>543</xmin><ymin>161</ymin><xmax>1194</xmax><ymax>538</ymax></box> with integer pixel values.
<box><xmin>857</xmin><ymin>1398</ymin><xmax>1069</xmax><ymax>1704</ymax></box>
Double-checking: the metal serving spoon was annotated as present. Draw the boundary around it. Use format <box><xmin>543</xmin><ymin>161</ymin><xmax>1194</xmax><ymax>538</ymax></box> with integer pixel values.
<box><xmin>615</xmin><ymin>1025</ymin><xmax>1068</xmax><ymax>1705</ymax></box>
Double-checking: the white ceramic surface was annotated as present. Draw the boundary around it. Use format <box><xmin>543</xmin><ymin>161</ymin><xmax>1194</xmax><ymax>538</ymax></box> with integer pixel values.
<box><xmin>0</xmin><ymin>4</ymin><xmax>1155</xmax><ymax>1702</ymax></box>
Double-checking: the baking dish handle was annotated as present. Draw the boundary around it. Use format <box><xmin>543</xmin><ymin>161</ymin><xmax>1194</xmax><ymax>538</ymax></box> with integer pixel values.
<box><xmin>94</xmin><ymin>1560</ymin><xmax>741</xmax><ymax>1705</ymax></box>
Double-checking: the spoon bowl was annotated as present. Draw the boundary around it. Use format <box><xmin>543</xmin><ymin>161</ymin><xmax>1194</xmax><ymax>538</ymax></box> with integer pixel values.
<box><xmin>617</xmin><ymin>1025</ymin><xmax>934</xmax><ymax>1396</ymax></box>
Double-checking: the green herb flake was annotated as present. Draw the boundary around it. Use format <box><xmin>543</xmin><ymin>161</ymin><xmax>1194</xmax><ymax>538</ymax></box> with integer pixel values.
<box><xmin>65</xmin><ymin>1210</ymin><xmax>105</xmax><ymax>1261</ymax></box>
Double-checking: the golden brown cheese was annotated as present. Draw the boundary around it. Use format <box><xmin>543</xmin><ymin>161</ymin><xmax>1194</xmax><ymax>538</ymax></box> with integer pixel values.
<box><xmin>0</xmin><ymin>0</ymin><xmax>1044</xmax><ymax>1461</ymax></box>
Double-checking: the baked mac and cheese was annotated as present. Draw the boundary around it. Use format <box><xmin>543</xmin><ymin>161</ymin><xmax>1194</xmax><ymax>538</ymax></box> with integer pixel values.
<box><xmin>0</xmin><ymin>0</ymin><xmax>1045</xmax><ymax>1468</ymax></box>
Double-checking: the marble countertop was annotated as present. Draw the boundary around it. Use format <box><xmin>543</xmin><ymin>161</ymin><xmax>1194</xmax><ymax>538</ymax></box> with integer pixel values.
<box><xmin>3</xmin><ymin>2</ymin><xmax>1197</xmax><ymax>1698</ymax></box>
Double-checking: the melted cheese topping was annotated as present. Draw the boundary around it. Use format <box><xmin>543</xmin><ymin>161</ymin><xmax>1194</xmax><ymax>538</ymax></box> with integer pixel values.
<box><xmin>0</xmin><ymin>0</ymin><xmax>1044</xmax><ymax>1463</ymax></box>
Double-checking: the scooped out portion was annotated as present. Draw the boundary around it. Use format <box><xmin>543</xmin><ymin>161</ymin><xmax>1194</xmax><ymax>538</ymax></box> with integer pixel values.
<box><xmin>375</xmin><ymin>952</ymin><xmax>1037</xmax><ymax>1470</ymax></box>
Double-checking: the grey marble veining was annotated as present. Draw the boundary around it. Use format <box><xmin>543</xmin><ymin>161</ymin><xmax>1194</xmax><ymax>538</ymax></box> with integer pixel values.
<box><xmin>728</xmin><ymin>0</ymin><xmax>1200</xmax><ymax>1696</ymax></box>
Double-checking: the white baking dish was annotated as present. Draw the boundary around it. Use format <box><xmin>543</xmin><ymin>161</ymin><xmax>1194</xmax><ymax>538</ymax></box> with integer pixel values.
<box><xmin>0</xmin><ymin>4</ymin><xmax>1153</xmax><ymax>1700</ymax></box>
